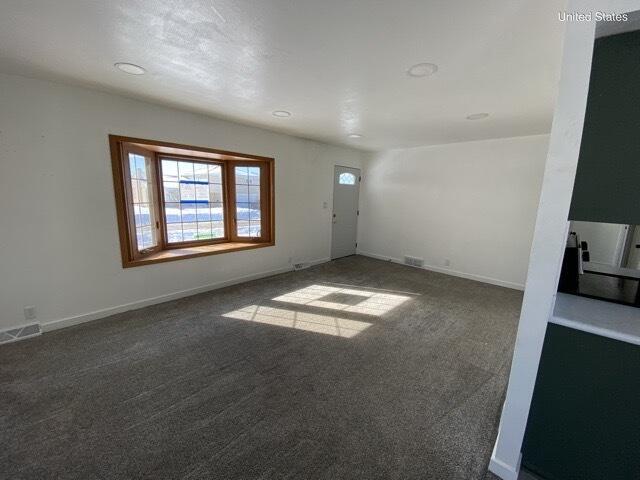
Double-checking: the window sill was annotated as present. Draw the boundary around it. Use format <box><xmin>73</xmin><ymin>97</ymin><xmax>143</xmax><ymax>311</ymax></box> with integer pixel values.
<box><xmin>123</xmin><ymin>241</ymin><xmax>274</xmax><ymax>268</ymax></box>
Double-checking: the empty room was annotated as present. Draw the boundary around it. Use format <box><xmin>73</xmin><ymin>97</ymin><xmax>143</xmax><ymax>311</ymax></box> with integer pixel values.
<box><xmin>1</xmin><ymin>1</ymin><xmax>639</xmax><ymax>479</ymax></box>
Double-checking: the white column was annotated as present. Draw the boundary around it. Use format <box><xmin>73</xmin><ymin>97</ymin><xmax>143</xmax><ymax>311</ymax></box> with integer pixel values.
<box><xmin>489</xmin><ymin>1</ymin><xmax>602</xmax><ymax>478</ymax></box>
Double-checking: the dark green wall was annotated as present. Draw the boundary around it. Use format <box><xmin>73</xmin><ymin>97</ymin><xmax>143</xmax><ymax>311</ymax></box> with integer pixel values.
<box><xmin>522</xmin><ymin>324</ymin><xmax>640</xmax><ymax>480</ymax></box>
<box><xmin>569</xmin><ymin>30</ymin><xmax>640</xmax><ymax>224</ymax></box>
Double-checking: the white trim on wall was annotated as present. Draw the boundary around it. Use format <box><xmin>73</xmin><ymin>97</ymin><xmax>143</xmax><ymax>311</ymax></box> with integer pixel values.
<box><xmin>0</xmin><ymin>257</ymin><xmax>330</xmax><ymax>337</ymax></box>
<box><xmin>40</xmin><ymin>257</ymin><xmax>330</xmax><ymax>333</ymax></box>
<box><xmin>357</xmin><ymin>251</ymin><xmax>525</xmax><ymax>290</ymax></box>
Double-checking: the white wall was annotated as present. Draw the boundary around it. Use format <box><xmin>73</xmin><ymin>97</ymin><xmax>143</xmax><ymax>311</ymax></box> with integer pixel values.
<box><xmin>0</xmin><ymin>73</ymin><xmax>367</xmax><ymax>332</ymax></box>
<box><xmin>357</xmin><ymin>135</ymin><xmax>549</xmax><ymax>289</ymax></box>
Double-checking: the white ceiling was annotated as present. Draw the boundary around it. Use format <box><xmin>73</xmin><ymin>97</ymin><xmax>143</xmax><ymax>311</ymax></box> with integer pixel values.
<box><xmin>0</xmin><ymin>0</ymin><xmax>566</xmax><ymax>150</ymax></box>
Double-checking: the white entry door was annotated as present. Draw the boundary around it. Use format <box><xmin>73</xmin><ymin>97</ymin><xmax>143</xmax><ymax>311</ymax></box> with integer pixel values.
<box><xmin>331</xmin><ymin>166</ymin><xmax>360</xmax><ymax>259</ymax></box>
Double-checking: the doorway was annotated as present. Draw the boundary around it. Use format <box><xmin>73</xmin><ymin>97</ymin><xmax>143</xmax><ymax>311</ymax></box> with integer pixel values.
<box><xmin>331</xmin><ymin>165</ymin><xmax>360</xmax><ymax>259</ymax></box>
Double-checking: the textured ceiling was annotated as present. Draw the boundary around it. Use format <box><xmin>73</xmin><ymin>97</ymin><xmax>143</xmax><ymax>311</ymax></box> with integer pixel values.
<box><xmin>0</xmin><ymin>0</ymin><xmax>566</xmax><ymax>150</ymax></box>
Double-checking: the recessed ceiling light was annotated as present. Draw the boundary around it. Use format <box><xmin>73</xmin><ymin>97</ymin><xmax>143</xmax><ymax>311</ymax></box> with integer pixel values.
<box><xmin>407</xmin><ymin>62</ymin><xmax>438</xmax><ymax>77</ymax></box>
<box><xmin>466</xmin><ymin>113</ymin><xmax>490</xmax><ymax>120</ymax></box>
<box><xmin>348</xmin><ymin>133</ymin><xmax>363</xmax><ymax>139</ymax></box>
<box><xmin>114</xmin><ymin>62</ymin><xmax>146</xmax><ymax>75</ymax></box>
<box><xmin>272</xmin><ymin>110</ymin><xmax>291</xmax><ymax>118</ymax></box>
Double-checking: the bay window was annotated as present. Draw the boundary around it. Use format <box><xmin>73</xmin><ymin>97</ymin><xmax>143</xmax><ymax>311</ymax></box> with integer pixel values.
<box><xmin>109</xmin><ymin>135</ymin><xmax>274</xmax><ymax>267</ymax></box>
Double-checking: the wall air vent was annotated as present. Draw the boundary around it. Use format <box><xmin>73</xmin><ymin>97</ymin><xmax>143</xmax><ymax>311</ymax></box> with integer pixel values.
<box><xmin>1</xmin><ymin>323</ymin><xmax>41</xmax><ymax>344</ymax></box>
<box><xmin>404</xmin><ymin>256</ymin><xmax>424</xmax><ymax>268</ymax></box>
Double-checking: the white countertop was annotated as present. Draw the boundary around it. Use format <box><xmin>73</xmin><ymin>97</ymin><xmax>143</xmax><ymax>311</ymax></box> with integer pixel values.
<box><xmin>551</xmin><ymin>293</ymin><xmax>640</xmax><ymax>346</ymax></box>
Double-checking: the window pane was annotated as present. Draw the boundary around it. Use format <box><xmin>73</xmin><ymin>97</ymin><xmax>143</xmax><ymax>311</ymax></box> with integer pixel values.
<box><xmin>136</xmin><ymin>228</ymin><xmax>144</xmax><ymax>249</ymax></box>
<box><xmin>141</xmin><ymin>226</ymin><xmax>153</xmax><ymax>248</ymax></box>
<box><xmin>129</xmin><ymin>154</ymin><xmax>137</xmax><ymax>179</ymax></box>
<box><xmin>180</xmin><ymin>183</ymin><xmax>195</xmax><ymax>201</ymax></box>
<box><xmin>236</xmin><ymin>185</ymin><xmax>249</xmax><ymax>203</ymax></box>
<box><xmin>248</xmin><ymin>185</ymin><xmax>260</xmax><ymax>203</ymax></box>
<box><xmin>182</xmin><ymin>222</ymin><xmax>198</xmax><ymax>241</ymax></box>
<box><xmin>134</xmin><ymin>205</ymin><xmax>142</xmax><ymax>227</ymax></box>
<box><xmin>208</xmin><ymin>164</ymin><xmax>222</xmax><ymax>183</ymax></box>
<box><xmin>249</xmin><ymin>202</ymin><xmax>261</xmax><ymax>220</ymax></box>
<box><xmin>131</xmin><ymin>179</ymin><xmax>141</xmax><ymax>204</ymax></box>
<box><xmin>178</xmin><ymin>161</ymin><xmax>194</xmax><ymax>181</ymax></box>
<box><xmin>195</xmin><ymin>184</ymin><xmax>209</xmax><ymax>201</ymax></box>
<box><xmin>235</xmin><ymin>166</ymin><xmax>249</xmax><ymax>185</ymax></box>
<box><xmin>211</xmin><ymin>202</ymin><xmax>224</xmax><ymax>222</ymax></box>
<box><xmin>162</xmin><ymin>160</ymin><xmax>178</xmax><ymax>182</ymax></box>
<box><xmin>209</xmin><ymin>183</ymin><xmax>223</xmax><ymax>203</ymax></box>
<box><xmin>167</xmin><ymin>223</ymin><xmax>183</xmax><ymax>243</ymax></box>
<box><xmin>249</xmin><ymin>224</ymin><xmax>261</xmax><ymax>237</ymax></box>
<box><xmin>164</xmin><ymin>203</ymin><xmax>181</xmax><ymax>224</ymax></box>
<box><xmin>196</xmin><ymin>204</ymin><xmax>211</xmax><ymax>221</ymax></box>
<box><xmin>212</xmin><ymin>221</ymin><xmax>225</xmax><ymax>239</ymax></box>
<box><xmin>194</xmin><ymin>163</ymin><xmax>208</xmax><ymax>182</ymax></box>
<box><xmin>236</xmin><ymin>202</ymin><xmax>249</xmax><ymax>222</ymax></box>
<box><xmin>139</xmin><ymin>180</ymin><xmax>149</xmax><ymax>203</ymax></box>
<box><xmin>164</xmin><ymin>182</ymin><xmax>180</xmax><ymax>202</ymax></box>
<box><xmin>197</xmin><ymin>222</ymin><xmax>213</xmax><ymax>239</ymax></box>
<box><xmin>128</xmin><ymin>152</ymin><xmax>158</xmax><ymax>252</ymax></box>
<box><xmin>161</xmin><ymin>158</ymin><xmax>225</xmax><ymax>243</ymax></box>
<box><xmin>248</xmin><ymin>167</ymin><xmax>260</xmax><ymax>185</ymax></box>
<box><xmin>237</xmin><ymin>219</ymin><xmax>250</xmax><ymax>236</ymax></box>
<box><xmin>339</xmin><ymin>172</ymin><xmax>357</xmax><ymax>185</ymax></box>
<box><xmin>135</xmin><ymin>155</ymin><xmax>147</xmax><ymax>180</ymax></box>
<box><xmin>181</xmin><ymin>203</ymin><xmax>197</xmax><ymax>222</ymax></box>
<box><xmin>235</xmin><ymin>165</ymin><xmax>262</xmax><ymax>238</ymax></box>
<box><xmin>138</xmin><ymin>203</ymin><xmax>151</xmax><ymax>226</ymax></box>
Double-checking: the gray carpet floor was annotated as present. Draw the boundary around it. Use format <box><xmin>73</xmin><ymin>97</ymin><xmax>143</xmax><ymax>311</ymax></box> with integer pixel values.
<box><xmin>0</xmin><ymin>256</ymin><xmax>523</xmax><ymax>479</ymax></box>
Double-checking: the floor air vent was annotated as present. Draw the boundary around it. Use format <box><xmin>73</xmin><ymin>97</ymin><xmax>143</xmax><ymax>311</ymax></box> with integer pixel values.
<box><xmin>404</xmin><ymin>256</ymin><xmax>424</xmax><ymax>268</ymax></box>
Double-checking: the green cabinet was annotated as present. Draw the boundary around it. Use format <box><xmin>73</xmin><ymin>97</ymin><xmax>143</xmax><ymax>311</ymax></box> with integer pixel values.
<box><xmin>569</xmin><ymin>30</ymin><xmax>640</xmax><ymax>225</ymax></box>
<box><xmin>522</xmin><ymin>323</ymin><xmax>640</xmax><ymax>479</ymax></box>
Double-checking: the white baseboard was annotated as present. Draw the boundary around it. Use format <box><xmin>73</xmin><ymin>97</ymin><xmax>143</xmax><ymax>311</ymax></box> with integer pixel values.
<box><xmin>295</xmin><ymin>257</ymin><xmax>331</xmax><ymax>270</ymax></box>
<box><xmin>489</xmin><ymin>453</ymin><xmax>522</xmax><ymax>480</ymax></box>
<box><xmin>8</xmin><ymin>252</ymin><xmax>519</xmax><ymax>337</ymax></box>
<box><xmin>41</xmin><ymin>258</ymin><xmax>330</xmax><ymax>333</ymax></box>
<box><xmin>357</xmin><ymin>251</ymin><xmax>524</xmax><ymax>291</ymax></box>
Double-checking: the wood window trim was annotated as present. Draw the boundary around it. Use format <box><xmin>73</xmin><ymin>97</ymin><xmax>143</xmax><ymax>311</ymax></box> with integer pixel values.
<box><xmin>109</xmin><ymin>135</ymin><xmax>275</xmax><ymax>268</ymax></box>
<box><xmin>122</xmin><ymin>143</ymin><xmax>163</xmax><ymax>260</ymax></box>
